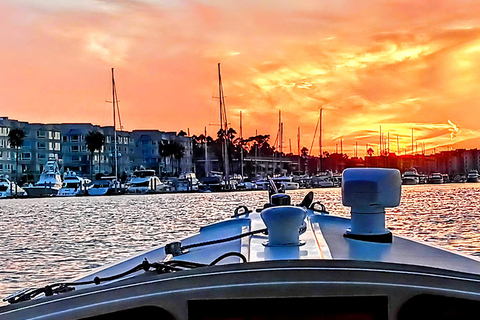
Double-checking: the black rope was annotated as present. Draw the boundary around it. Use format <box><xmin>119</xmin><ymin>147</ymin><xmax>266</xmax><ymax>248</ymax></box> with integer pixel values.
<box><xmin>3</xmin><ymin>252</ymin><xmax>248</xmax><ymax>305</ymax></box>
<box><xmin>181</xmin><ymin>228</ymin><xmax>268</xmax><ymax>251</ymax></box>
<box><xmin>209</xmin><ymin>252</ymin><xmax>247</xmax><ymax>265</ymax></box>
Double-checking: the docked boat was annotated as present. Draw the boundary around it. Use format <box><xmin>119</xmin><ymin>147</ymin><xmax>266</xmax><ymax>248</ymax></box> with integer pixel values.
<box><xmin>57</xmin><ymin>170</ymin><xmax>91</xmax><ymax>197</ymax></box>
<box><xmin>127</xmin><ymin>168</ymin><xmax>169</xmax><ymax>193</ymax></box>
<box><xmin>3</xmin><ymin>168</ymin><xmax>480</xmax><ymax>320</ymax></box>
<box><xmin>311</xmin><ymin>172</ymin><xmax>336</xmax><ymax>188</ymax></box>
<box><xmin>427</xmin><ymin>172</ymin><xmax>444</xmax><ymax>184</ymax></box>
<box><xmin>23</xmin><ymin>158</ymin><xmax>63</xmax><ymax>197</ymax></box>
<box><xmin>87</xmin><ymin>177</ymin><xmax>124</xmax><ymax>196</ymax></box>
<box><xmin>466</xmin><ymin>170</ymin><xmax>479</xmax><ymax>183</ymax></box>
<box><xmin>272</xmin><ymin>175</ymin><xmax>300</xmax><ymax>190</ymax></box>
<box><xmin>0</xmin><ymin>175</ymin><xmax>26</xmax><ymax>198</ymax></box>
<box><xmin>402</xmin><ymin>168</ymin><xmax>420</xmax><ymax>185</ymax></box>
<box><xmin>256</xmin><ymin>175</ymin><xmax>299</xmax><ymax>191</ymax></box>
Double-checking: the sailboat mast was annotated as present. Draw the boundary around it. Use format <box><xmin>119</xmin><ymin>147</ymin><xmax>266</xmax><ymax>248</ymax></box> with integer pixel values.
<box><xmin>240</xmin><ymin>111</ymin><xmax>244</xmax><ymax>179</ymax></box>
<box><xmin>319</xmin><ymin>108</ymin><xmax>323</xmax><ymax>172</ymax></box>
<box><xmin>111</xmin><ymin>68</ymin><xmax>118</xmax><ymax>185</ymax></box>
<box><xmin>218</xmin><ymin>63</ymin><xmax>230</xmax><ymax>186</ymax></box>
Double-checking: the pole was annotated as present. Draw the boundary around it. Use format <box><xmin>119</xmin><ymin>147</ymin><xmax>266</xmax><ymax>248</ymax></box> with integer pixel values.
<box><xmin>111</xmin><ymin>68</ymin><xmax>118</xmax><ymax>191</ymax></box>
<box><xmin>240</xmin><ymin>111</ymin><xmax>244</xmax><ymax>179</ymax></box>
<box><xmin>412</xmin><ymin>128</ymin><xmax>414</xmax><ymax>155</ymax></box>
<box><xmin>379</xmin><ymin>125</ymin><xmax>382</xmax><ymax>156</ymax></box>
<box><xmin>218</xmin><ymin>63</ymin><xmax>230</xmax><ymax>187</ymax></box>
<box><xmin>319</xmin><ymin>108</ymin><xmax>323</xmax><ymax>172</ymax></box>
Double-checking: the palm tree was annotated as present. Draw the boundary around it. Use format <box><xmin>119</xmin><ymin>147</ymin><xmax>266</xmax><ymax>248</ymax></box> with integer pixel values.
<box><xmin>158</xmin><ymin>140</ymin><xmax>172</xmax><ymax>176</ymax></box>
<box><xmin>172</xmin><ymin>141</ymin><xmax>186</xmax><ymax>175</ymax></box>
<box><xmin>85</xmin><ymin>131</ymin><xmax>105</xmax><ymax>180</ymax></box>
<box><xmin>8</xmin><ymin>128</ymin><xmax>26</xmax><ymax>196</ymax></box>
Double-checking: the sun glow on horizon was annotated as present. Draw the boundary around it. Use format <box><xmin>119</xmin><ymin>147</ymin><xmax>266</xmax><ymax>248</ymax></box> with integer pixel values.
<box><xmin>2</xmin><ymin>0</ymin><xmax>480</xmax><ymax>156</ymax></box>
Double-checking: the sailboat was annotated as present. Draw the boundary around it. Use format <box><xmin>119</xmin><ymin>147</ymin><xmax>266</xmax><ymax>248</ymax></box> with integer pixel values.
<box><xmin>88</xmin><ymin>68</ymin><xmax>124</xmax><ymax>196</ymax></box>
<box><xmin>217</xmin><ymin>63</ymin><xmax>232</xmax><ymax>190</ymax></box>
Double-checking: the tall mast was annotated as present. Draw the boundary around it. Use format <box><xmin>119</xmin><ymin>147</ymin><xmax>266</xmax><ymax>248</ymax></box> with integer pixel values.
<box><xmin>319</xmin><ymin>108</ymin><xmax>323</xmax><ymax>172</ymax></box>
<box><xmin>240</xmin><ymin>111</ymin><xmax>244</xmax><ymax>179</ymax></box>
<box><xmin>218</xmin><ymin>63</ymin><xmax>230</xmax><ymax>186</ymax></box>
<box><xmin>111</xmin><ymin>68</ymin><xmax>118</xmax><ymax>186</ymax></box>
<box><xmin>204</xmin><ymin>127</ymin><xmax>209</xmax><ymax>177</ymax></box>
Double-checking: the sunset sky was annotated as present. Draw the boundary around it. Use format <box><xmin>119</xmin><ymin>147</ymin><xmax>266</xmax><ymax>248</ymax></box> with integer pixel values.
<box><xmin>2</xmin><ymin>0</ymin><xmax>480</xmax><ymax>156</ymax></box>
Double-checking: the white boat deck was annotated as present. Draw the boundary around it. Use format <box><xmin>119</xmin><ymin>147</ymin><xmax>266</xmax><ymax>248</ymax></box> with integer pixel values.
<box><xmin>76</xmin><ymin>206</ymin><xmax>480</xmax><ymax>288</ymax></box>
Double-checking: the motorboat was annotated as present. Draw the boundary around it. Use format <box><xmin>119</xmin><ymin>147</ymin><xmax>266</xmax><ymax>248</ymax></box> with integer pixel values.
<box><xmin>256</xmin><ymin>176</ymin><xmax>299</xmax><ymax>191</ymax></box>
<box><xmin>272</xmin><ymin>175</ymin><xmax>300</xmax><ymax>190</ymax></box>
<box><xmin>236</xmin><ymin>179</ymin><xmax>257</xmax><ymax>190</ymax></box>
<box><xmin>199</xmin><ymin>175</ymin><xmax>226</xmax><ymax>192</ymax></box>
<box><xmin>23</xmin><ymin>158</ymin><xmax>63</xmax><ymax>197</ymax></box>
<box><xmin>170</xmin><ymin>173</ymin><xmax>200</xmax><ymax>192</ymax></box>
<box><xmin>57</xmin><ymin>170</ymin><xmax>91</xmax><ymax>197</ymax></box>
<box><xmin>427</xmin><ymin>172</ymin><xmax>444</xmax><ymax>184</ymax></box>
<box><xmin>127</xmin><ymin>168</ymin><xmax>169</xmax><ymax>193</ymax></box>
<box><xmin>87</xmin><ymin>177</ymin><xmax>124</xmax><ymax>196</ymax></box>
<box><xmin>0</xmin><ymin>175</ymin><xmax>26</xmax><ymax>198</ymax></box>
<box><xmin>401</xmin><ymin>168</ymin><xmax>420</xmax><ymax>185</ymax></box>
<box><xmin>311</xmin><ymin>172</ymin><xmax>335</xmax><ymax>188</ymax></box>
<box><xmin>466</xmin><ymin>170</ymin><xmax>479</xmax><ymax>183</ymax></box>
<box><xmin>4</xmin><ymin>168</ymin><xmax>480</xmax><ymax>320</ymax></box>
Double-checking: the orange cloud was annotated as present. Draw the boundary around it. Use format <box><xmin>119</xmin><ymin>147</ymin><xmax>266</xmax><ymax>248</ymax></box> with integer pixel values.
<box><xmin>2</xmin><ymin>0</ymin><xmax>480</xmax><ymax>156</ymax></box>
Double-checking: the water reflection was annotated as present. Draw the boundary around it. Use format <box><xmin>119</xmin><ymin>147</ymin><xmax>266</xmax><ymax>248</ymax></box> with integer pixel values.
<box><xmin>1</xmin><ymin>184</ymin><xmax>480</xmax><ymax>300</ymax></box>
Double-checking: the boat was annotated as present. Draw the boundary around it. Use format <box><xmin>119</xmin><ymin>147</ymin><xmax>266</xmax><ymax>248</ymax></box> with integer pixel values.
<box><xmin>57</xmin><ymin>170</ymin><xmax>91</xmax><ymax>197</ymax></box>
<box><xmin>427</xmin><ymin>172</ymin><xmax>444</xmax><ymax>184</ymax></box>
<box><xmin>174</xmin><ymin>173</ymin><xmax>201</xmax><ymax>192</ymax></box>
<box><xmin>466</xmin><ymin>170</ymin><xmax>479</xmax><ymax>183</ymax></box>
<box><xmin>271</xmin><ymin>175</ymin><xmax>300</xmax><ymax>190</ymax></box>
<box><xmin>87</xmin><ymin>176</ymin><xmax>124</xmax><ymax>196</ymax></box>
<box><xmin>311</xmin><ymin>171</ymin><xmax>336</xmax><ymax>188</ymax></box>
<box><xmin>402</xmin><ymin>168</ymin><xmax>420</xmax><ymax>185</ymax></box>
<box><xmin>199</xmin><ymin>174</ymin><xmax>226</xmax><ymax>192</ymax></box>
<box><xmin>4</xmin><ymin>168</ymin><xmax>480</xmax><ymax>320</ymax></box>
<box><xmin>255</xmin><ymin>175</ymin><xmax>299</xmax><ymax>191</ymax></box>
<box><xmin>0</xmin><ymin>175</ymin><xmax>26</xmax><ymax>198</ymax></box>
<box><xmin>23</xmin><ymin>158</ymin><xmax>63</xmax><ymax>197</ymax></box>
<box><xmin>236</xmin><ymin>178</ymin><xmax>258</xmax><ymax>190</ymax></box>
<box><xmin>127</xmin><ymin>168</ymin><xmax>169</xmax><ymax>193</ymax></box>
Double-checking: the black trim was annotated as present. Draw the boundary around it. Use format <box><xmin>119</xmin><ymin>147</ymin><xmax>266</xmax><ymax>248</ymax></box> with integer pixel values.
<box><xmin>343</xmin><ymin>229</ymin><xmax>393</xmax><ymax>243</ymax></box>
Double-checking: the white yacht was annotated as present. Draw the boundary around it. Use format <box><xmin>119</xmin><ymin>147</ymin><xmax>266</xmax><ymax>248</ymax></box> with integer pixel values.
<box><xmin>4</xmin><ymin>168</ymin><xmax>480</xmax><ymax>320</ymax></box>
<box><xmin>0</xmin><ymin>175</ymin><xmax>26</xmax><ymax>198</ymax></box>
<box><xmin>127</xmin><ymin>169</ymin><xmax>169</xmax><ymax>193</ymax></box>
<box><xmin>57</xmin><ymin>170</ymin><xmax>91</xmax><ymax>197</ymax></box>
<box><xmin>402</xmin><ymin>168</ymin><xmax>420</xmax><ymax>185</ymax></box>
<box><xmin>88</xmin><ymin>177</ymin><xmax>123</xmax><ymax>196</ymax></box>
<box><xmin>23</xmin><ymin>158</ymin><xmax>63</xmax><ymax>197</ymax></box>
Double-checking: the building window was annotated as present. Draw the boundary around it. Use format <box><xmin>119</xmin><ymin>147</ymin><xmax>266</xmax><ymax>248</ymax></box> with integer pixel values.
<box><xmin>37</xmin><ymin>153</ymin><xmax>46</xmax><ymax>160</ymax></box>
<box><xmin>37</xmin><ymin>131</ymin><xmax>46</xmax><ymax>138</ymax></box>
<box><xmin>37</xmin><ymin>142</ymin><xmax>46</xmax><ymax>149</ymax></box>
<box><xmin>21</xmin><ymin>152</ymin><xmax>31</xmax><ymax>160</ymax></box>
<box><xmin>72</xmin><ymin>156</ymin><xmax>80</xmax><ymax>163</ymax></box>
<box><xmin>70</xmin><ymin>145</ymin><xmax>80</xmax><ymax>152</ymax></box>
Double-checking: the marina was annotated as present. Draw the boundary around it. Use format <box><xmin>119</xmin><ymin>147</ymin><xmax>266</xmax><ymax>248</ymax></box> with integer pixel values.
<box><xmin>1</xmin><ymin>181</ymin><xmax>480</xmax><ymax>308</ymax></box>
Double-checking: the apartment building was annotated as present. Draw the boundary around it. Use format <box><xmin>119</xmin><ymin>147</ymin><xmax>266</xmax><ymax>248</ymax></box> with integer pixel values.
<box><xmin>0</xmin><ymin>117</ymin><xmax>193</xmax><ymax>182</ymax></box>
<box><xmin>131</xmin><ymin>130</ymin><xmax>193</xmax><ymax>177</ymax></box>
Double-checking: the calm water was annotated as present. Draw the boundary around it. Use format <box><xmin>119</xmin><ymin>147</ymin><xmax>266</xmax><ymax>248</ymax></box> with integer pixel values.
<box><xmin>1</xmin><ymin>184</ymin><xmax>480</xmax><ymax>303</ymax></box>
